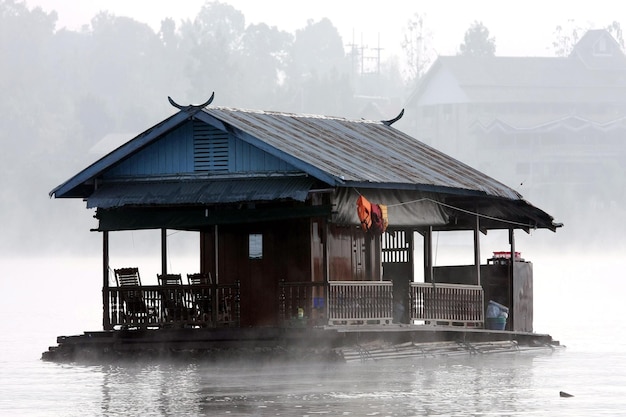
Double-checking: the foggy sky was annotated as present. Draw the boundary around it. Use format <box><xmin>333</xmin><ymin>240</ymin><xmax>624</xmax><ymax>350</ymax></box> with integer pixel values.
<box><xmin>27</xmin><ymin>0</ymin><xmax>626</xmax><ymax>57</ymax></box>
<box><xmin>2</xmin><ymin>0</ymin><xmax>625</xmax><ymax>258</ymax></box>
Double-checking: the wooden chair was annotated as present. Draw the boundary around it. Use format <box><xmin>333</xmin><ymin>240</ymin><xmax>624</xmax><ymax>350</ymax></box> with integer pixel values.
<box><xmin>187</xmin><ymin>272</ymin><xmax>212</xmax><ymax>286</ymax></box>
<box><xmin>158</xmin><ymin>273</ymin><xmax>183</xmax><ymax>286</ymax></box>
<box><xmin>113</xmin><ymin>268</ymin><xmax>155</xmax><ymax>327</ymax></box>
<box><xmin>157</xmin><ymin>273</ymin><xmax>192</xmax><ymax>325</ymax></box>
<box><xmin>187</xmin><ymin>273</ymin><xmax>213</xmax><ymax>325</ymax></box>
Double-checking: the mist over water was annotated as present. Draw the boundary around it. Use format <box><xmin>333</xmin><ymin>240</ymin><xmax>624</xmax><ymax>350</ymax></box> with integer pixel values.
<box><xmin>2</xmin><ymin>250</ymin><xmax>626</xmax><ymax>415</ymax></box>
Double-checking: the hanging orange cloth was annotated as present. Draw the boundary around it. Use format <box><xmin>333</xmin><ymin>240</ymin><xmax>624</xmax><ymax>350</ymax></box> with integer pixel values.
<box><xmin>371</xmin><ymin>204</ymin><xmax>383</xmax><ymax>233</ymax></box>
<box><xmin>380</xmin><ymin>204</ymin><xmax>389</xmax><ymax>232</ymax></box>
<box><xmin>356</xmin><ymin>195</ymin><xmax>372</xmax><ymax>232</ymax></box>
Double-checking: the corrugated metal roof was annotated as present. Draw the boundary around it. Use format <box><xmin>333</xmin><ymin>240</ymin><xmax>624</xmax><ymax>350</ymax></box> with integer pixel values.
<box><xmin>87</xmin><ymin>177</ymin><xmax>315</xmax><ymax>209</ymax></box>
<box><xmin>197</xmin><ymin>108</ymin><xmax>522</xmax><ymax>200</ymax></box>
<box><xmin>51</xmin><ymin>107</ymin><xmax>525</xmax><ymax>202</ymax></box>
<box><xmin>49</xmin><ymin>104</ymin><xmax>560</xmax><ymax>229</ymax></box>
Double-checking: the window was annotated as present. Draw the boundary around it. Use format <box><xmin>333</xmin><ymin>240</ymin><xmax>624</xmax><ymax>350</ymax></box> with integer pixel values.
<box><xmin>249</xmin><ymin>234</ymin><xmax>263</xmax><ymax>259</ymax></box>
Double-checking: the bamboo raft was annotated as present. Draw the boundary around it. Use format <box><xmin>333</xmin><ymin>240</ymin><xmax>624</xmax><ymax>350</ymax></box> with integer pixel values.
<box><xmin>339</xmin><ymin>340</ymin><xmax>561</xmax><ymax>362</ymax></box>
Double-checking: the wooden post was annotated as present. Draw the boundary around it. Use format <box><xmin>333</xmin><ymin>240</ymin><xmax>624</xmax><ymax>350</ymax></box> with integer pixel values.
<box><xmin>102</xmin><ymin>231</ymin><xmax>111</xmax><ymax>330</ymax></box>
<box><xmin>323</xmin><ymin>221</ymin><xmax>330</xmax><ymax>324</ymax></box>
<box><xmin>424</xmin><ymin>226</ymin><xmax>433</xmax><ymax>283</ymax></box>
<box><xmin>474</xmin><ymin>215</ymin><xmax>481</xmax><ymax>286</ymax></box>
<box><xmin>408</xmin><ymin>229</ymin><xmax>415</xmax><ymax>282</ymax></box>
<box><xmin>161</xmin><ymin>228</ymin><xmax>167</xmax><ymax>275</ymax></box>
<box><xmin>509</xmin><ymin>228</ymin><xmax>516</xmax><ymax>331</ymax></box>
<box><xmin>214</xmin><ymin>225</ymin><xmax>219</xmax><ymax>284</ymax></box>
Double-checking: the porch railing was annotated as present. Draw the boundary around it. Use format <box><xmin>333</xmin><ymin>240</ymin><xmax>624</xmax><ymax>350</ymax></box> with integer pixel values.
<box><xmin>106</xmin><ymin>282</ymin><xmax>240</xmax><ymax>329</ymax></box>
<box><xmin>278</xmin><ymin>281</ymin><xmax>327</xmax><ymax>326</ymax></box>
<box><xmin>106</xmin><ymin>280</ymin><xmax>483</xmax><ymax>329</ymax></box>
<box><xmin>328</xmin><ymin>281</ymin><xmax>394</xmax><ymax>324</ymax></box>
<box><xmin>410</xmin><ymin>282</ymin><xmax>484</xmax><ymax>326</ymax></box>
<box><xmin>278</xmin><ymin>281</ymin><xmax>484</xmax><ymax>327</ymax></box>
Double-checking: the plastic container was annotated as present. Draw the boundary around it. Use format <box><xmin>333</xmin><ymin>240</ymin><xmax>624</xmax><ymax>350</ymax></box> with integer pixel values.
<box><xmin>486</xmin><ymin>317</ymin><xmax>507</xmax><ymax>330</ymax></box>
<box><xmin>486</xmin><ymin>300</ymin><xmax>508</xmax><ymax>330</ymax></box>
<box><xmin>486</xmin><ymin>300</ymin><xmax>509</xmax><ymax>318</ymax></box>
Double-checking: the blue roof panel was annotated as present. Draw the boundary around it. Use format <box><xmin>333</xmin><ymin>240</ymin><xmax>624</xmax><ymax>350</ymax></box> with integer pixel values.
<box><xmin>87</xmin><ymin>177</ymin><xmax>315</xmax><ymax>209</ymax></box>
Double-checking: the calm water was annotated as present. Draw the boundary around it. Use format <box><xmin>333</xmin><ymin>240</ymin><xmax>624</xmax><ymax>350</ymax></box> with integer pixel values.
<box><xmin>2</xmin><ymin>252</ymin><xmax>625</xmax><ymax>416</ymax></box>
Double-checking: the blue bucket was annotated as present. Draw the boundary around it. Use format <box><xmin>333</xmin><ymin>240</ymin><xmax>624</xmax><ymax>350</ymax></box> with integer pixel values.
<box><xmin>486</xmin><ymin>317</ymin><xmax>507</xmax><ymax>330</ymax></box>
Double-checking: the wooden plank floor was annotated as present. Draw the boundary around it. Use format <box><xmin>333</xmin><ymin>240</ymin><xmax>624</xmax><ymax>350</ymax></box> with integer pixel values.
<box><xmin>42</xmin><ymin>324</ymin><xmax>559</xmax><ymax>363</ymax></box>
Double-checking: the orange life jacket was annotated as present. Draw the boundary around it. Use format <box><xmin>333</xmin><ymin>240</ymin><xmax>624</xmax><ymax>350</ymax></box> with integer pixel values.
<box><xmin>371</xmin><ymin>203</ymin><xmax>388</xmax><ymax>234</ymax></box>
<box><xmin>356</xmin><ymin>195</ymin><xmax>372</xmax><ymax>231</ymax></box>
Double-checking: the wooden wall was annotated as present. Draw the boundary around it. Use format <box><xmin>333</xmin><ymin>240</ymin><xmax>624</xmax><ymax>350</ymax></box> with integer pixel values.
<box><xmin>432</xmin><ymin>262</ymin><xmax>534</xmax><ymax>332</ymax></box>
<box><xmin>327</xmin><ymin>224</ymin><xmax>380</xmax><ymax>281</ymax></box>
<box><xmin>200</xmin><ymin>219</ymin><xmax>312</xmax><ymax>326</ymax></box>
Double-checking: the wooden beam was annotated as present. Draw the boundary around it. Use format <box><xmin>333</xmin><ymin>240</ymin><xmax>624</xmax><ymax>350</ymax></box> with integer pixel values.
<box><xmin>474</xmin><ymin>216</ymin><xmax>481</xmax><ymax>286</ymax></box>
<box><xmin>509</xmin><ymin>228</ymin><xmax>516</xmax><ymax>331</ymax></box>
<box><xmin>323</xmin><ymin>220</ymin><xmax>330</xmax><ymax>321</ymax></box>
<box><xmin>102</xmin><ymin>231</ymin><xmax>111</xmax><ymax>330</ymax></box>
<box><xmin>214</xmin><ymin>225</ymin><xmax>219</xmax><ymax>284</ymax></box>
<box><xmin>424</xmin><ymin>226</ymin><xmax>433</xmax><ymax>283</ymax></box>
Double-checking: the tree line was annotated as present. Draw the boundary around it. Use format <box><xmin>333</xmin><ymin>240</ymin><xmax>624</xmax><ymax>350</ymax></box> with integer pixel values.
<box><xmin>0</xmin><ymin>0</ymin><xmax>619</xmax><ymax>254</ymax></box>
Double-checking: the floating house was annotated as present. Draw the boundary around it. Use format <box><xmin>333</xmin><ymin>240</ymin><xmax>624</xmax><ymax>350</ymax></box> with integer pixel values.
<box><xmin>43</xmin><ymin>96</ymin><xmax>561</xmax><ymax>362</ymax></box>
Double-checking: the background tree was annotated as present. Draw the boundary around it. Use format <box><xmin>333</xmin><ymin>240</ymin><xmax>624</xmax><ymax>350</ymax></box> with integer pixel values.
<box><xmin>238</xmin><ymin>23</ymin><xmax>292</xmax><ymax>109</ymax></box>
<box><xmin>285</xmin><ymin>18</ymin><xmax>352</xmax><ymax>114</ymax></box>
<box><xmin>179</xmin><ymin>1</ymin><xmax>246</xmax><ymax>105</ymax></box>
<box><xmin>458</xmin><ymin>21</ymin><xmax>496</xmax><ymax>56</ymax></box>
<box><xmin>401</xmin><ymin>13</ymin><xmax>434</xmax><ymax>85</ymax></box>
<box><xmin>552</xmin><ymin>19</ymin><xmax>584</xmax><ymax>57</ymax></box>
<box><xmin>606</xmin><ymin>21</ymin><xmax>625</xmax><ymax>50</ymax></box>
<box><xmin>87</xmin><ymin>13</ymin><xmax>168</xmax><ymax>132</ymax></box>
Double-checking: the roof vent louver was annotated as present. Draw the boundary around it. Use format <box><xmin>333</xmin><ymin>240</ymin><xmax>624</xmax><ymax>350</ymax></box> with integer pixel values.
<box><xmin>194</xmin><ymin>121</ymin><xmax>229</xmax><ymax>172</ymax></box>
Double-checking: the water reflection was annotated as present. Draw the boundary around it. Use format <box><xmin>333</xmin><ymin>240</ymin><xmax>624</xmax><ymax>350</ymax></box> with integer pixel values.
<box><xmin>99</xmin><ymin>363</ymin><xmax>204</xmax><ymax>416</ymax></box>
<box><xmin>92</xmin><ymin>353</ymin><xmax>562</xmax><ymax>417</ymax></box>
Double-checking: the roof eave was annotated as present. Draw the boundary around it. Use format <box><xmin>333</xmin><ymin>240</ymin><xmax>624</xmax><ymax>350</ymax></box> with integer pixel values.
<box><xmin>50</xmin><ymin>111</ymin><xmax>191</xmax><ymax>199</ymax></box>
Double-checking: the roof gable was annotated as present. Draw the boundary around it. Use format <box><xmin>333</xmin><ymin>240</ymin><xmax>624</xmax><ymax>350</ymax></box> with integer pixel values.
<box><xmin>50</xmin><ymin>114</ymin><xmax>302</xmax><ymax>198</ymax></box>
<box><xmin>411</xmin><ymin>64</ymin><xmax>469</xmax><ymax>106</ymax></box>
<box><xmin>570</xmin><ymin>29</ymin><xmax>626</xmax><ymax>69</ymax></box>
<box><xmin>103</xmin><ymin>119</ymin><xmax>298</xmax><ymax>179</ymax></box>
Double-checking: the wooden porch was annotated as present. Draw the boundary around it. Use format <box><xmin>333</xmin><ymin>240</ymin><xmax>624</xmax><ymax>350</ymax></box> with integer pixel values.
<box><xmin>105</xmin><ymin>279</ymin><xmax>484</xmax><ymax>330</ymax></box>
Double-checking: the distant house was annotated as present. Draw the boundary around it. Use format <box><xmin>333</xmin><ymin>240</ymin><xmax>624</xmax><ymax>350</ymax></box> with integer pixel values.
<box><xmin>47</xmin><ymin>96</ymin><xmax>560</xmax><ymax>361</ymax></box>
<box><xmin>405</xmin><ymin>29</ymin><xmax>626</xmax><ymax>208</ymax></box>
